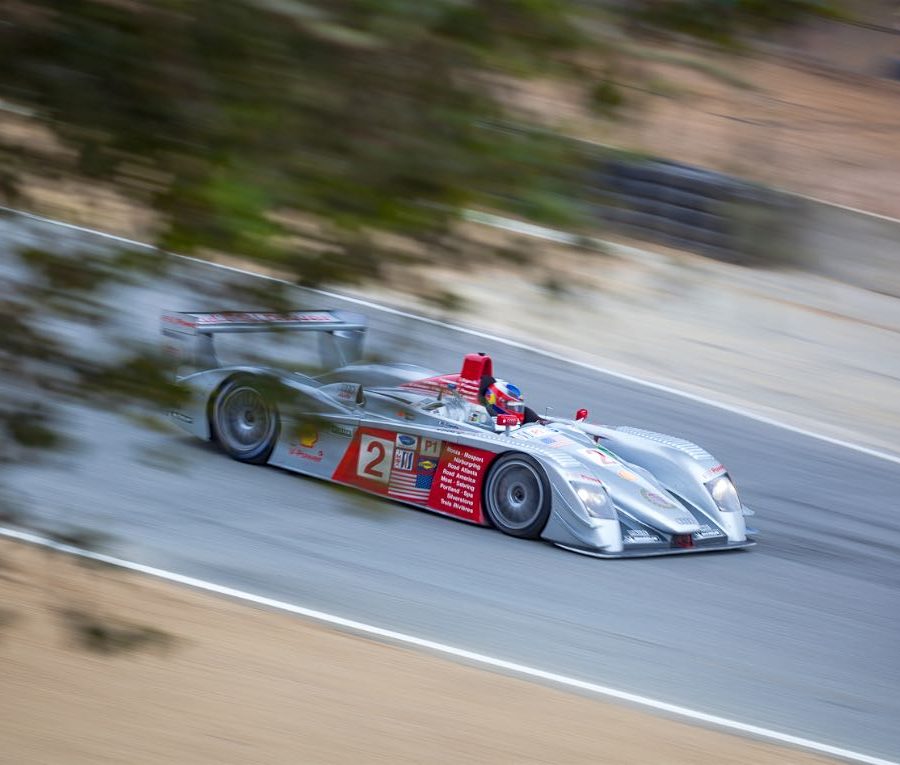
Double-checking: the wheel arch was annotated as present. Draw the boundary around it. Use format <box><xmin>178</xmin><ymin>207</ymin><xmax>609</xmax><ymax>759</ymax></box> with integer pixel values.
<box><xmin>206</xmin><ymin>371</ymin><xmax>282</xmax><ymax>442</ymax></box>
<box><xmin>481</xmin><ymin>449</ymin><xmax>553</xmax><ymax>539</ymax></box>
<box><xmin>206</xmin><ymin>374</ymin><xmax>237</xmax><ymax>442</ymax></box>
<box><xmin>207</xmin><ymin>372</ymin><xmax>285</xmax><ymax>466</ymax></box>
<box><xmin>478</xmin><ymin>449</ymin><xmax>508</xmax><ymax>528</ymax></box>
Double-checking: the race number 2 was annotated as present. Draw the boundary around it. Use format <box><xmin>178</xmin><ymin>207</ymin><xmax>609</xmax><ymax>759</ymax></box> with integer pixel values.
<box><xmin>357</xmin><ymin>434</ymin><xmax>394</xmax><ymax>484</ymax></box>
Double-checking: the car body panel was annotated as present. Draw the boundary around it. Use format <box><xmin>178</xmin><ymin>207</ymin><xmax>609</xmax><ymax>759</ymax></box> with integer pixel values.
<box><xmin>163</xmin><ymin>310</ymin><xmax>755</xmax><ymax>558</ymax></box>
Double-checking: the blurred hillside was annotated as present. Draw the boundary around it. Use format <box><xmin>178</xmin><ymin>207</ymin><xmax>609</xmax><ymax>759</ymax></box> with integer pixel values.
<box><xmin>504</xmin><ymin>4</ymin><xmax>900</xmax><ymax>218</ymax></box>
<box><xmin>3</xmin><ymin>0</ymin><xmax>897</xmax><ymax>272</ymax></box>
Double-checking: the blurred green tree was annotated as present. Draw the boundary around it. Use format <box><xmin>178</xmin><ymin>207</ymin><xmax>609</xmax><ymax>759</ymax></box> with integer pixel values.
<box><xmin>1</xmin><ymin>0</ymin><xmax>591</xmax><ymax>284</ymax></box>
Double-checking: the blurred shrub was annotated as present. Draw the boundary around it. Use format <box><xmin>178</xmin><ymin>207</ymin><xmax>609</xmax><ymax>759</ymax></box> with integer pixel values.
<box><xmin>0</xmin><ymin>0</ymin><xmax>592</xmax><ymax>281</ymax></box>
<box><xmin>424</xmin><ymin>289</ymin><xmax>467</xmax><ymax>313</ymax></box>
<box><xmin>4</xmin><ymin>407</ymin><xmax>62</xmax><ymax>451</ymax></box>
<box><xmin>83</xmin><ymin>351</ymin><xmax>189</xmax><ymax>411</ymax></box>
<box><xmin>0</xmin><ymin>242</ymin><xmax>187</xmax><ymax>469</ymax></box>
<box><xmin>59</xmin><ymin>608</ymin><xmax>174</xmax><ymax>655</ymax></box>
<box><xmin>20</xmin><ymin>248</ymin><xmax>116</xmax><ymax>293</ymax></box>
<box><xmin>624</xmin><ymin>0</ymin><xmax>843</xmax><ymax>45</ymax></box>
<box><xmin>589</xmin><ymin>78</ymin><xmax>625</xmax><ymax>116</ymax></box>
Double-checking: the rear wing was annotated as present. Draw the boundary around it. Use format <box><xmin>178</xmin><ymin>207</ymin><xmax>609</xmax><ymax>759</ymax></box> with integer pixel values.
<box><xmin>161</xmin><ymin>309</ymin><xmax>367</xmax><ymax>373</ymax></box>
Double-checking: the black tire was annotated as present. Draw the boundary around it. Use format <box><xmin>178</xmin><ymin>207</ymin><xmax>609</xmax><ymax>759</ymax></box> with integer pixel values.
<box><xmin>211</xmin><ymin>378</ymin><xmax>279</xmax><ymax>464</ymax></box>
<box><xmin>483</xmin><ymin>453</ymin><xmax>551</xmax><ymax>539</ymax></box>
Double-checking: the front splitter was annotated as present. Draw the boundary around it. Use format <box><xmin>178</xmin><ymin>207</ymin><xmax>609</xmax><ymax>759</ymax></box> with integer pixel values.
<box><xmin>555</xmin><ymin>539</ymin><xmax>756</xmax><ymax>559</ymax></box>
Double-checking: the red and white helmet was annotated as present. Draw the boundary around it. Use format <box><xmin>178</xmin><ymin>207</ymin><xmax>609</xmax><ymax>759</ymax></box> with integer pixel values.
<box><xmin>482</xmin><ymin>379</ymin><xmax>525</xmax><ymax>424</ymax></box>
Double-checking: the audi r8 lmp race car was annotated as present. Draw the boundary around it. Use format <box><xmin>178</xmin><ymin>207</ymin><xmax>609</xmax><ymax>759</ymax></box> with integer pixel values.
<box><xmin>161</xmin><ymin>309</ymin><xmax>757</xmax><ymax>558</ymax></box>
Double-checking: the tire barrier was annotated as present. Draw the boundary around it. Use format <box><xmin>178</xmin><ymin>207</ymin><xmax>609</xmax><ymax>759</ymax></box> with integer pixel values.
<box><xmin>588</xmin><ymin>157</ymin><xmax>799</xmax><ymax>265</ymax></box>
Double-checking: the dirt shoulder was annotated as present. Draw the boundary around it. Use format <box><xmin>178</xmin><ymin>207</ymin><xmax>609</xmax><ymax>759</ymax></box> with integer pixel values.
<box><xmin>510</xmin><ymin>43</ymin><xmax>900</xmax><ymax>218</ymax></box>
<box><xmin>0</xmin><ymin>539</ymin><xmax>834</xmax><ymax>765</ymax></box>
<box><xmin>615</xmin><ymin>53</ymin><xmax>900</xmax><ymax>219</ymax></box>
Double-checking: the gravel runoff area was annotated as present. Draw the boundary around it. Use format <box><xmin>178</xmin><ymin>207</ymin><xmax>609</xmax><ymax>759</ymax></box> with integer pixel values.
<box><xmin>0</xmin><ymin>540</ymin><xmax>835</xmax><ymax>765</ymax></box>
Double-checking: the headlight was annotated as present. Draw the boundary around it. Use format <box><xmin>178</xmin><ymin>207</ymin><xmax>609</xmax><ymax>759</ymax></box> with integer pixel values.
<box><xmin>707</xmin><ymin>475</ymin><xmax>742</xmax><ymax>513</ymax></box>
<box><xmin>572</xmin><ymin>481</ymin><xmax>616</xmax><ymax>520</ymax></box>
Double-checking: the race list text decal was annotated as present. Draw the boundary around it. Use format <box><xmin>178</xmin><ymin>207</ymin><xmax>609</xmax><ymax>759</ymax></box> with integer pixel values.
<box><xmin>430</xmin><ymin>444</ymin><xmax>492</xmax><ymax>523</ymax></box>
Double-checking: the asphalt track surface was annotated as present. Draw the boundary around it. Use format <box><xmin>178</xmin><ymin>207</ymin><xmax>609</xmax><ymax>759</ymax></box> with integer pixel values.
<box><xmin>4</xmin><ymin>213</ymin><xmax>900</xmax><ymax>762</ymax></box>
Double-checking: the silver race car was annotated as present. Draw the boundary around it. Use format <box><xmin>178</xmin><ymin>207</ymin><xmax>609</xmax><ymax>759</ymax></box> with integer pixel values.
<box><xmin>162</xmin><ymin>309</ymin><xmax>756</xmax><ymax>557</ymax></box>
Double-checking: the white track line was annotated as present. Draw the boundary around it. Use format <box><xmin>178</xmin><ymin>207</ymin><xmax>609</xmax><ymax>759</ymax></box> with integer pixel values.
<box><xmin>0</xmin><ymin>526</ymin><xmax>894</xmax><ymax>765</ymax></box>
<box><xmin>2</xmin><ymin>206</ymin><xmax>156</xmax><ymax>250</ymax></box>
<box><xmin>4</xmin><ymin>204</ymin><xmax>900</xmax><ymax>467</ymax></box>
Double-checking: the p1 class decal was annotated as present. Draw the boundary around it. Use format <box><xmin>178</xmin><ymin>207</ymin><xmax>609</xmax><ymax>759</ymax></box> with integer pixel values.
<box><xmin>428</xmin><ymin>444</ymin><xmax>493</xmax><ymax>524</ymax></box>
<box><xmin>421</xmin><ymin>438</ymin><xmax>442</xmax><ymax>457</ymax></box>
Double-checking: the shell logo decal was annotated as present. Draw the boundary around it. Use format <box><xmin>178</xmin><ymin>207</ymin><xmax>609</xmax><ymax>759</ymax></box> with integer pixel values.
<box><xmin>299</xmin><ymin>425</ymin><xmax>318</xmax><ymax>448</ymax></box>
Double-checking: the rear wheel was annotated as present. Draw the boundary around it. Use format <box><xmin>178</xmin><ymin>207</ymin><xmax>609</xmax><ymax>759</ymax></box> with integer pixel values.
<box><xmin>211</xmin><ymin>378</ymin><xmax>279</xmax><ymax>464</ymax></box>
<box><xmin>483</xmin><ymin>453</ymin><xmax>551</xmax><ymax>539</ymax></box>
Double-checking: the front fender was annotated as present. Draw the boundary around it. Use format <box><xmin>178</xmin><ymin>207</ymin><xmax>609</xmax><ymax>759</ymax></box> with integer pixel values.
<box><xmin>600</xmin><ymin>427</ymin><xmax>748</xmax><ymax>543</ymax></box>
<box><xmin>539</xmin><ymin>468</ymin><xmax>625</xmax><ymax>553</ymax></box>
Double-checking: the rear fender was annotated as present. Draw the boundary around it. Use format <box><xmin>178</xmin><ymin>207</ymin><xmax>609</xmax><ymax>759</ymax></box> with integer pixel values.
<box><xmin>171</xmin><ymin>368</ymin><xmax>238</xmax><ymax>440</ymax></box>
<box><xmin>174</xmin><ymin>366</ymin><xmax>288</xmax><ymax>441</ymax></box>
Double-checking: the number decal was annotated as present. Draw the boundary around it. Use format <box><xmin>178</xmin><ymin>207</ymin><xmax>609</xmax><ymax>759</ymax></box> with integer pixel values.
<box><xmin>357</xmin><ymin>434</ymin><xmax>394</xmax><ymax>484</ymax></box>
<box><xmin>363</xmin><ymin>441</ymin><xmax>385</xmax><ymax>477</ymax></box>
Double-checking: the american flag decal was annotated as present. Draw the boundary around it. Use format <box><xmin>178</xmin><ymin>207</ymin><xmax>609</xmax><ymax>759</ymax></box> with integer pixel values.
<box><xmin>388</xmin><ymin>470</ymin><xmax>432</xmax><ymax>502</ymax></box>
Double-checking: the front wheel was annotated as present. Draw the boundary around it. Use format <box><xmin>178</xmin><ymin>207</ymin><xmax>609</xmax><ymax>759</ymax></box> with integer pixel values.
<box><xmin>211</xmin><ymin>378</ymin><xmax>279</xmax><ymax>464</ymax></box>
<box><xmin>483</xmin><ymin>453</ymin><xmax>551</xmax><ymax>539</ymax></box>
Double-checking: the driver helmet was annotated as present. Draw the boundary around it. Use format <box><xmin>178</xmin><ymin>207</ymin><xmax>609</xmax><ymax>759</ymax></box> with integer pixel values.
<box><xmin>482</xmin><ymin>378</ymin><xmax>525</xmax><ymax>425</ymax></box>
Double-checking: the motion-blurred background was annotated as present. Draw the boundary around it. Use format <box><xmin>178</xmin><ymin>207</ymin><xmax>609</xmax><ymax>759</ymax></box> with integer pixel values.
<box><xmin>3</xmin><ymin>0</ymin><xmax>900</xmax><ymax>464</ymax></box>
<box><xmin>2</xmin><ymin>2</ymin><xmax>900</xmax><ymax>763</ymax></box>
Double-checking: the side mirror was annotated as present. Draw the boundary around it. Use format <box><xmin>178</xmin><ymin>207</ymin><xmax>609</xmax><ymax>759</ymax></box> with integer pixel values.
<box><xmin>575</xmin><ymin>408</ymin><xmax>589</xmax><ymax>422</ymax></box>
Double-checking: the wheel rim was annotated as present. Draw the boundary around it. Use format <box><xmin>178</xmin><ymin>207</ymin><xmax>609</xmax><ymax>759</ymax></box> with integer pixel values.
<box><xmin>486</xmin><ymin>460</ymin><xmax>544</xmax><ymax>530</ymax></box>
<box><xmin>216</xmin><ymin>386</ymin><xmax>274</xmax><ymax>455</ymax></box>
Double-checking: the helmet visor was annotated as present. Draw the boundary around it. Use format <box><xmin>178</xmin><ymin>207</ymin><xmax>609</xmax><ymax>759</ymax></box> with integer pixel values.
<box><xmin>505</xmin><ymin>400</ymin><xmax>525</xmax><ymax>415</ymax></box>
